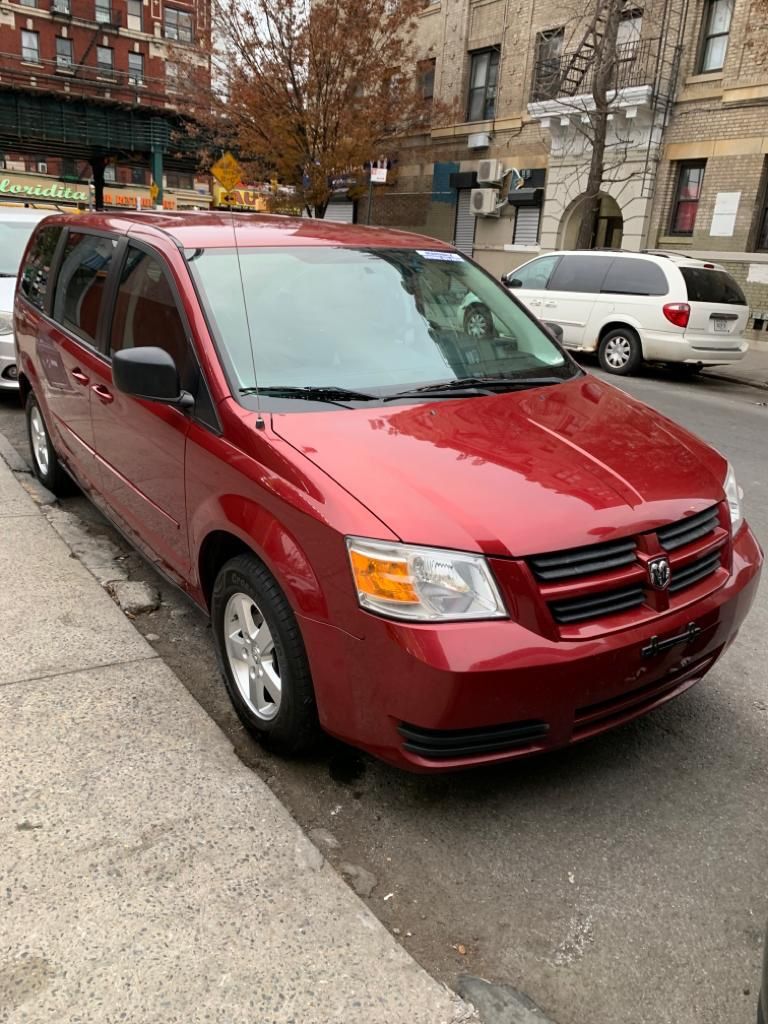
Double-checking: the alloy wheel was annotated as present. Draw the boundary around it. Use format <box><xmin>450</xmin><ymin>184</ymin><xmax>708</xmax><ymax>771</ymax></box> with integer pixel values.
<box><xmin>29</xmin><ymin>405</ymin><xmax>50</xmax><ymax>477</ymax></box>
<box><xmin>224</xmin><ymin>592</ymin><xmax>281</xmax><ymax>720</ymax></box>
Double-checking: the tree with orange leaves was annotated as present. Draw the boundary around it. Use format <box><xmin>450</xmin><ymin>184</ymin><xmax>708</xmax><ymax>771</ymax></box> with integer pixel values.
<box><xmin>208</xmin><ymin>0</ymin><xmax>431</xmax><ymax>218</ymax></box>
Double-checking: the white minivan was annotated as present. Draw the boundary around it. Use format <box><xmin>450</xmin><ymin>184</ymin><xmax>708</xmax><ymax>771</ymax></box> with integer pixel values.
<box><xmin>0</xmin><ymin>208</ymin><xmax>54</xmax><ymax>389</ymax></box>
<box><xmin>502</xmin><ymin>249</ymin><xmax>750</xmax><ymax>375</ymax></box>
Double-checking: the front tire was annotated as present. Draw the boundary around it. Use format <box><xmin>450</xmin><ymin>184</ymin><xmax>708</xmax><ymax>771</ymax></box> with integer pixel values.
<box><xmin>25</xmin><ymin>392</ymin><xmax>73</xmax><ymax>496</ymax></box>
<box><xmin>211</xmin><ymin>554</ymin><xmax>321</xmax><ymax>754</ymax></box>
<box><xmin>598</xmin><ymin>327</ymin><xmax>643</xmax><ymax>376</ymax></box>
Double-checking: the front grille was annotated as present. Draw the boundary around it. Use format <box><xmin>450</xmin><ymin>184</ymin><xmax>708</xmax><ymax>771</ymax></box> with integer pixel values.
<box><xmin>669</xmin><ymin>550</ymin><xmax>722</xmax><ymax>593</ymax></box>
<box><xmin>657</xmin><ymin>505</ymin><xmax>719</xmax><ymax>551</ymax></box>
<box><xmin>549</xmin><ymin>584</ymin><xmax>645</xmax><ymax>624</ymax></box>
<box><xmin>528</xmin><ymin>537</ymin><xmax>637</xmax><ymax>582</ymax></box>
<box><xmin>399</xmin><ymin>719</ymin><xmax>549</xmax><ymax>760</ymax></box>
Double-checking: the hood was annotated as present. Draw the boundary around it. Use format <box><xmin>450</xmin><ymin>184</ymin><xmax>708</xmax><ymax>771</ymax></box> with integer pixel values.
<box><xmin>271</xmin><ymin>376</ymin><xmax>728</xmax><ymax>557</ymax></box>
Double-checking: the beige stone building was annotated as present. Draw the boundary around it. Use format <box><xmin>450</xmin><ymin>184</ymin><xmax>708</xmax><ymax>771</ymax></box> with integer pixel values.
<box><xmin>372</xmin><ymin>0</ymin><xmax>768</xmax><ymax>328</ymax></box>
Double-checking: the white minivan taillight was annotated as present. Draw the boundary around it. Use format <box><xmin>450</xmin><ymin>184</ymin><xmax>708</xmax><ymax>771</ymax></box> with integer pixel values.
<box><xmin>663</xmin><ymin>302</ymin><xmax>691</xmax><ymax>329</ymax></box>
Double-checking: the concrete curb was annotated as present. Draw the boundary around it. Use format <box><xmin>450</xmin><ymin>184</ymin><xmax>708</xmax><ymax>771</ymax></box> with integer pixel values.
<box><xmin>703</xmin><ymin>371</ymin><xmax>768</xmax><ymax>392</ymax></box>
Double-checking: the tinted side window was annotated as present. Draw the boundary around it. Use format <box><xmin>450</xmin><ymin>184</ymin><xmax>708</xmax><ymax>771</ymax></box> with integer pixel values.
<box><xmin>110</xmin><ymin>246</ymin><xmax>193</xmax><ymax>387</ymax></box>
<box><xmin>510</xmin><ymin>255</ymin><xmax>560</xmax><ymax>289</ymax></box>
<box><xmin>601</xmin><ymin>258</ymin><xmax>668</xmax><ymax>296</ymax></box>
<box><xmin>19</xmin><ymin>226</ymin><xmax>63</xmax><ymax>311</ymax></box>
<box><xmin>681</xmin><ymin>267</ymin><xmax>746</xmax><ymax>305</ymax></box>
<box><xmin>53</xmin><ymin>232</ymin><xmax>117</xmax><ymax>345</ymax></box>
<box><xmin>548</xmin><ymin>255</ymin><xmax>613</xmax><ymax>293</ymax></box>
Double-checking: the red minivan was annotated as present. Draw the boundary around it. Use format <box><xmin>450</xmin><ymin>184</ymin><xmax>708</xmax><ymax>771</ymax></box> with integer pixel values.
<box><xmin>14</xmin><ymin>212</ymin><xmax>762</xmax><ymax>771</ymax></box>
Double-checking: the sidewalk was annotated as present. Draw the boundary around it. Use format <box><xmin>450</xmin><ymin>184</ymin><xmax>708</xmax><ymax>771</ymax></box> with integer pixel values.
<box><xmin>0</xmin><ymin>455</ymin><xmax>474</xmax><ymax>1024</ymax></box>
<box><xmin>706</xmin><ymin>339</ymin><xmax>768</xmax><ymax>390</ymax></box>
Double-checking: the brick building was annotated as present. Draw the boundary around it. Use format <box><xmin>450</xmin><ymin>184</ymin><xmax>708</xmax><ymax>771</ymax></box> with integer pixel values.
<box><xmin>0</xmin><ymin>0</ymin><xmax>212</xmax><ymax>210</ymax></box>
<box><xmin>376</xmin><ymin>0</ymin><xmax>768</xmax><ymax>327</ymax></box>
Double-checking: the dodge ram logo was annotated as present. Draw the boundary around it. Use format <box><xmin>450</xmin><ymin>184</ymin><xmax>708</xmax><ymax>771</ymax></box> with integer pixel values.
<box><xmin>648</xmin><ymin>557</ymin><xmax>672</xmax><ymax>591</ymax></box>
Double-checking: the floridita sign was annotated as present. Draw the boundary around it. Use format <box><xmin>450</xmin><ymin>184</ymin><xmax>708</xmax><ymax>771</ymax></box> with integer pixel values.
<box><xmin>0</xmin><ymin>177</ymin><xmax>88</xmax><ymax>202</ymax></box>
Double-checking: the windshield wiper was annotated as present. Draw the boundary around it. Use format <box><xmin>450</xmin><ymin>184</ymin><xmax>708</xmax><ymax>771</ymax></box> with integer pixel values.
<box><xmin>239</xmin><ymin>384</ymin><xmax>378</xmax><ymax>404</ymax></box>
<box><xmin>384</xmin><ymin>376</ymin><xmax>567</xmax><ymax>401</ymax></box>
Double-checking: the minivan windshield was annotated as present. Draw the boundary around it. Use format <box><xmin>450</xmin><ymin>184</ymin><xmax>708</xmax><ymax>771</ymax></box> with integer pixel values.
<box><xmin>0</xmin><ymin>220</ymin><xmax>39</xmax><ymax>277</ymax></box>
<box><xmin>187</xmin><ymin>246</ymin><xmax>578</xmax><ymax>398</ymax></box>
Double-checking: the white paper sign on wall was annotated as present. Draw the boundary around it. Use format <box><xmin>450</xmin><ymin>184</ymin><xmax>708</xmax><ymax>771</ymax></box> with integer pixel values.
<box><xmin>747</xmin><ymin>262</ymin><xmax>768</xmax><ymax>284</ymax></box>
<box><xmin>710</xmin><ymin>191</ymin><xmax>741</xmax><ymax>237</ymax></box>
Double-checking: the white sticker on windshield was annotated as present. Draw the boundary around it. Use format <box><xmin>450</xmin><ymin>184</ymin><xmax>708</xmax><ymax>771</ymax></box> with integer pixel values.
<box><xmin>416</xmin><ymin>250</ymin><xmax>463</xmax><ymax>262</ymax></box>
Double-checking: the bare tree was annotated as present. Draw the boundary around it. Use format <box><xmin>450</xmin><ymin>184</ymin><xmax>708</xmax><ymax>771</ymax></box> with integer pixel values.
<box><xmin>200</xmin><ymin>0</ymin><xmax>432</xmax><ymax>218</ymax></box>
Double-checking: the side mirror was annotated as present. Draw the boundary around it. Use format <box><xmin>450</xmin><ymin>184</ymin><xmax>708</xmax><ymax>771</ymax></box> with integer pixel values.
<box><xmin>113</xmin><ymin>347</ymin><xmax>194</xmax><ymax>409</ymax></box>
<box><xmin>543</xmin><ymin>320</ymin><xmax>564</xmax><ymax>344</ymax></box>
<box><xmin>506</xmin><ymin>277</ymin><xmax>523</xmax><ymax>289</ymax></box>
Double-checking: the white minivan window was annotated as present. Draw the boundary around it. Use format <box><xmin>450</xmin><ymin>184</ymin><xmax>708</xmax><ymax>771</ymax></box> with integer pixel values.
<box><xmin>548</xmin><ymin>255</ymin><xmax>613</xmax><ymax>293</ymax></box>
<box><xmin>681</xmin><ymin>267</ymin><xmax>746</xmax><ymax>304</ymax></box>
<box><xmin>601</xmin><ymin>258</ymin><xmax>668</xmax><ymax>296</ymax></box>
<box><xmin>508</xmin><ymin>254</ymin><xmax>560</xmax><ymax>289</ymax></box>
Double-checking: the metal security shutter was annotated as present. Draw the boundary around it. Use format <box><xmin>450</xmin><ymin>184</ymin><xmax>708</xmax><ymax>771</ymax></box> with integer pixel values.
<box><xmin>454</xmin><ymin>189</ymin><xmax>476</xmax><ymax>255</ymax></box>
<box><xmin>513</xmin><ymin>206</ymin><xmax>540</xmax><ymax>245</ymax></box>
<box><xmin>325</xmin><ymin>200</ymin><xmax>355</xmax><ymax>224</ymax></box>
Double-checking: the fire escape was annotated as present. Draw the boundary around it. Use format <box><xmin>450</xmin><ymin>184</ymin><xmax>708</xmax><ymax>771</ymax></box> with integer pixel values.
<box><xmin>528</xmin><ymin>0</ymin><xmax>690</xmax><ymax>199</ymax></box>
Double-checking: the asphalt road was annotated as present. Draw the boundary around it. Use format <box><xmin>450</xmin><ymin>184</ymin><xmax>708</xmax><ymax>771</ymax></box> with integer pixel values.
<box><xmin>1</xmin><ymin>363</ymin><xmax>766</xmax><ymax>1024</ymax></box>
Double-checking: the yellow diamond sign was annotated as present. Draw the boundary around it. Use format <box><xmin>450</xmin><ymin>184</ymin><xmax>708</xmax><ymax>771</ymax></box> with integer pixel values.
<box><xmin>211</xmin><ymin>152</ymin><xmax>243</xmax><ymax>194</ymax></box>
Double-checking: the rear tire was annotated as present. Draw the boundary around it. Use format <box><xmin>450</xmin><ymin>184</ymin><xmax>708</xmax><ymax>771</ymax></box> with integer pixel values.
<box><xmin>598</xmin><ymin>327</ymin><xmax>642</xmax><ymax>376</ymax></box>
<box><xmin>25</xmin><ymin>392</ymin><xmax>74</xmax><ymax>497</ymax></box>
<box><xmin>211</xmin><ymin>553</ymin><xmax>321</xmax><ymax>755</ymax></box>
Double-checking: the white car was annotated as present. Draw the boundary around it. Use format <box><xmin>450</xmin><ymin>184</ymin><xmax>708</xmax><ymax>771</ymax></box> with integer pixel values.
<box><xmin>502</xmin><ymin>249</ymin><xmax>750</xmax><ymax>375</ymax></box>
<box><xmin>0</xmin><ymin>209</ymin><xmax>54</xmax><ymax>389</ymax></box>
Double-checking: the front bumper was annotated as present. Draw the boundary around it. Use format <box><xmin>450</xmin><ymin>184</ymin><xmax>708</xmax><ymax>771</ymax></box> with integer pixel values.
<box><xmin>299</xmin><ymin>523</ymin><xmax>762</xmax><ymax>771</ymax></box>
<box><xmin>0</xmin><ymin>333</ymin><xmax>19</xmax><ymax>390</ymax></box>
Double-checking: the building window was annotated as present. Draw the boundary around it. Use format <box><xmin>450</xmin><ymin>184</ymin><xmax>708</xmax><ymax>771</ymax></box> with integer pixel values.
<box><xmin>127</xmin><ymin>0</ymin><xmax>142</xmax><ymax>30</ymax></box>
<box><xmin>128</xmin><ymin>51</ymin><xmax>144</xmax><ymax>83</ymax></box>
<box><xmin>131</xmin><ymin>166</ymin><xmax>147</xmax><ymax>185</ymax></box>
<box><xmin>531</xmin><ymin>29</ymin><xmax>563</xmax><ymax>101</ymax></box>
<box><xmin>96</xmin><ymin>45</ymin><xmax>114</xmax><ymax>77</ymax></box>
<box><xmin>670</xmin><ymin>161</ymin><xmax>706</xmax><ymax>235</ymax></box>
<box><xmin>166</xmin><ymin>61</ymin><xmax>179</xmax><ymax>90</ymax></box>
<box><xmin>698</xmin><ymin>0</ymin><xmax>733</xmax><ymax>72</ymax></box>
<box><xmin>95</xmin><ymin>0</ymin><xmax>112</xmax><ymax>23</ymax></box>
<box><xmin>165</xmin><ymin>170</ymin><xmax>193</xmax><ymax>189</ymax></box>
<box><xmin>467</xmin><ymin>48</ymin><xmax>500</xmax><ymax>122</ymax></box>
<box><xmin>21</xmin><ymin>30</ymin><xmax>40</xmax><ymax>63</ymax></box>
<box><xmin>19</xmin><ymin>0</ymin><xmax>37</xmax><ymax>7</ymax></box>
<box><xmin>104</xmin><ymin>164</ymin><xmax>116</xmax><ymax>182</ymax></box>
<box><xmin>56</xmin><ymin>36</ymin><xmax>73</xmax><ymax>69</ymax></box>
<box><xmin>419</xmin><ymin>58</ymin><xmax>436</xmax><ymax>102</ymax></box>
<box><xmin>51</xmin><ymin>0</ymin><xmax>70</xmax><ymax>11</ymax></box>
<box><xmin>164</xmin><ymin>7</ymin><xmax>193</xmax><ymax>42</ymax></box>
<box><xmin>617</xmin><ymin>8</ymin><xmax>643</xmax><ymax>60</ymax></box>
<box><xmin>513</xmin><ymin>207</ymin><xmax>541</xmax><ymax>245</ymax></box>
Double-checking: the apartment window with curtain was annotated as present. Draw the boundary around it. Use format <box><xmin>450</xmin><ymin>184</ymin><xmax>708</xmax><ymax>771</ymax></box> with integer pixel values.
<box><xmin>21</xmin><ymin>30</ymin><xmax>40</xmax><ymax>63</ymax></box>
<box><xmin>164</xmin><ymin>7</ymin><xmax>193</xmax><ymax>42</ymax></box>
<box><xmin>617</xmin><ymin>8</ymin><xmax>643</xmax><ymax>60</ymax></box>
<box><xmin>531</xmin><ymin>28</ymin><xmax>564</xmax><ymax>101</ymax></box>
<box><xmin>127</xmin><ymin>0</ymin><xmax>142</xmax><ymax>30</ymax></box>
<box><xmin>56</xmin><ymin>36</ymin><xmax>73</xmax><ymax>70</ymax></box>
<box><xmin>96</xmin><ymin>45</ymin><xmax>114</xmax><ymax>77</ymax></box>
<box><xmin>128</xmin><ymin>51</ymin><xmax>144</xmax><ymax>83</ymax></box>
<box><xmin>467</xmin><ymin>48</ymin><xmax>499</xmax><ymax>122</ymax></box>
<box><xmin>698</xmin><ymin>0</ymin><xmax>733</xmax><ymax>72</ymax></box>
<box><xmin>52</xmin><ymin>0</ymin><xmax>71</xmax><ymax>11</ymax></box>
<box><xmin>670</xmin><ymin>161</ymin><xmax>706</xmax><ymax>235</ymax></box>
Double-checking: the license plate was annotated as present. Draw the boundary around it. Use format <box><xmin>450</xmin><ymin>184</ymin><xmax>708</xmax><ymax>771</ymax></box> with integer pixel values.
<box><xmin>713</xmin><ymin>318</ymin><xmax>729</xmax><ymax>333</ymax></box>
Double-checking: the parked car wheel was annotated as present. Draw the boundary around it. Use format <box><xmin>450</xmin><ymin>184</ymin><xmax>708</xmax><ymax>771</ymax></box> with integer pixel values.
<box><xmin>598</xmin><ymin>327</ymin><xmax>643</xmax><ymax>376</ymax></box>
<box><xmin>25</xmin><ymin>392</ymin><xmax>74</xmax><ymax>497</ymax></box>
<box><xmin>464</xmin><ymin>303</ymin><xmax>495</xmax><ymax>339</ymax></box>
<box><xmin>211</xmin><ymin>553</ymin><xmax>320</xmax><ymax>754</ymax></box>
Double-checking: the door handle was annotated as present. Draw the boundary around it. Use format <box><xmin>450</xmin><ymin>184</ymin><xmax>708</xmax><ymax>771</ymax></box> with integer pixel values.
<box><xmin>544</xmin><ymin>301</ymin><xmax>557</xmax><ymax>308</ymax></box>
<box><xmin>71</xmin><ymin>369</ymin><xmax>89</xmax><ymax>386</ymax></box>
<box><xmin>529</xmin><ymin>299</ymin><xmax>542</xmax><ymax>306</ymax></box>
<box><xmin>91</xmin><ymin>384</ymin><xmax>114</xmax><ymax>404</ymax></box>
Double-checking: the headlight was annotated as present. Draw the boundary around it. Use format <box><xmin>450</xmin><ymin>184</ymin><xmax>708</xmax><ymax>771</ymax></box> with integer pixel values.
<box><xmin>724</xmin><ymin>463</ymin><xmax>743</xmax><ymax>531</ymax></box>
<box><xmin>346</xmin><ymin>538</ymin><xmax>507</xmax><ymax>622</ymax></box>
<box><xmin>0</xmin><ymin>312</ymin><xmax>13</xmax><ymax>336</ymax></box>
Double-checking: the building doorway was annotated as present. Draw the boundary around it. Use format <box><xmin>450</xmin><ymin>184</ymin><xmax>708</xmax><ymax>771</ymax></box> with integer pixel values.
<box><xmin>560</xmin><ymin>193</ymin><xmax>624</xmax><ymax>249</ymax></box>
